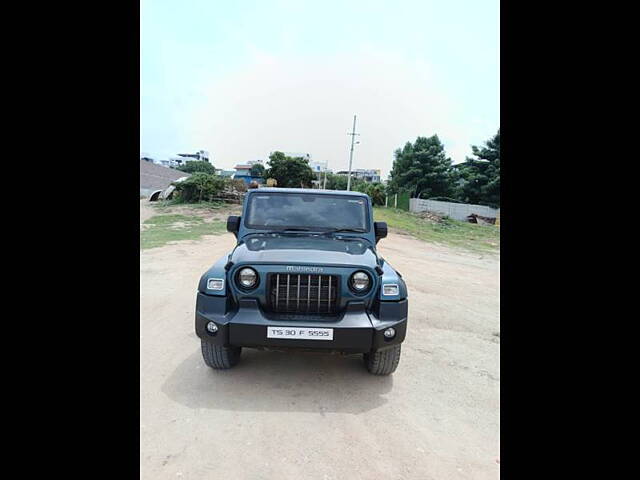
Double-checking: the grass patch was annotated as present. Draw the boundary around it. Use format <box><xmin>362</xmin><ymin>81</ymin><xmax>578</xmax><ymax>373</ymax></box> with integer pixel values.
<box><xmin>141</xmin><ymin>214</ymin><xmax>226</xmax><ymax>250</ymax></box>
<box><xmin>153</xmin><ymin>199</ymin><xmax>227</xmax><ymax>210</ymax></box>
<box><xmin>373</xmin><ymin>207</ymin><xmax>500</xmax><ymax>254</ymax></box>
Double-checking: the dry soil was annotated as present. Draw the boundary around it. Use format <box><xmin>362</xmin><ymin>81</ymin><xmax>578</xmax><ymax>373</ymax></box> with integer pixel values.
<box><xmin>140</xmin><ymin>201</ymin><xmax>500</xmax><ymax>480</ymax></box>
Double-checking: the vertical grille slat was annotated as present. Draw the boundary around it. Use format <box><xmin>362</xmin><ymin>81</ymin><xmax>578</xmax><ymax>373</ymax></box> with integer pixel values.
<box><xmin>286</xmin><ymin>274</ymin><xmax>290</xmax><ymax>310</ymax></box>
<box><xmin>269</xmin><ymin>273</ymin><xmax>338</xmax><ymax>314</ymax></box>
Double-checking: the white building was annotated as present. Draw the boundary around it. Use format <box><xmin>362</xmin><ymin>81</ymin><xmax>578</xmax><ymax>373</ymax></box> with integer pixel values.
<box><xmin>177</xmin><ymin>150</ymin><xmax>211</xmax><ymax>164</ymax></box>
<box><xmin>336</xmin><ymin>168</ymin><xmax>381</xmax><ymax>183</ymax></box>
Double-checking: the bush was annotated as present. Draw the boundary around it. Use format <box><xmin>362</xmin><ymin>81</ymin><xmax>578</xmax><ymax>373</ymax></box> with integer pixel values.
<box><xmin>226</xmin><ymin>178</ymin><xmax>247</xmax><ymax>192</ymax></box>
<box><xmin>352</xmin><ymin>181</ymin><xmax>387</xmax><ymax>206</ymax></box>
<box><xmin>172</xmin><ymin>173</ymin><xmax>225</xmax><ymax>203</ymax></box>
<box><xmin>366</xmin><ymin>182</ymin><xmax>387</xmax><ymax>206</ymax></box>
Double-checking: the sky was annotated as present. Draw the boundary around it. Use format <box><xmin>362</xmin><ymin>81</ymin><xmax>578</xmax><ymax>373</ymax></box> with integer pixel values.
<box><xmin>140</xmin><ymin>0</ymin><xmax>499</xmax><ymax>180</ymax></box>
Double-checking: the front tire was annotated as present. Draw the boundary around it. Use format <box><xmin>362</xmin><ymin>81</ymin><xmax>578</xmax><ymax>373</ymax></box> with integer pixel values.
<box><xmin>364</xmin><ymin>344</ymin><xmax>401</xmax><ymax>375</ymax></box>
<box><xmin>201</xmin><ymin>340</ymin><xmax>241</xmax><ymax>369</ymax></box>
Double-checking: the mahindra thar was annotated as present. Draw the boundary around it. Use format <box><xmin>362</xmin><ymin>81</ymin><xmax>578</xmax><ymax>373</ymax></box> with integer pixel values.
<box><xmin>195</xmin><ymin>188</ymin><xmax>408</xmax><ymax>375</ymax></box>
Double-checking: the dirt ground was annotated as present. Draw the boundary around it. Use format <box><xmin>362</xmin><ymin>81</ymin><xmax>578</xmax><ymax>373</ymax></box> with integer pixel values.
<box><xmin>140</xmin><ymin>200</ymin><xmax>500</xmax><ymax>479</ymax></box>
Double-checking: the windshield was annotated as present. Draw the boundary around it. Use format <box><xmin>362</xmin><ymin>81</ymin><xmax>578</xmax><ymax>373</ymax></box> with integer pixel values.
<box><xmin>245</xmin><ymin>193</ymin><xmax>369</xmax><ymax>232</ymax></box>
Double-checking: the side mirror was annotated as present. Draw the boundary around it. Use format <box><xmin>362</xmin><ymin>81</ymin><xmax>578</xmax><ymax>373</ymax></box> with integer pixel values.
<box><xmin>374</xmin><ymin>221</ymin><xmax>387</xmax><ymax>243</ymax></box>
<box><xmin>227</xmin><ymin>215</ymin><xmax>241</xmax><ymax>237</ymax></box>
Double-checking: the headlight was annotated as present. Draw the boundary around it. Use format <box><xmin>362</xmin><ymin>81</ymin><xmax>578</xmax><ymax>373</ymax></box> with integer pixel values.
<box><xmin>349</xmin><ymin>271</ymin><xmax>371</xmax><ymax>293</ymax></box>
<box><xmin>237</xmin><ymin>267</ymin><xmax>258</xmax><ymax>289</ymax></box>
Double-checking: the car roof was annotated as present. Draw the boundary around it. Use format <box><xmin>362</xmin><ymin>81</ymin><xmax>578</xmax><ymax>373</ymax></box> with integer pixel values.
<box><xmin>247</xmin><ymin>188</ymin><xmax>368</xmax><ymax>197</ymax></box>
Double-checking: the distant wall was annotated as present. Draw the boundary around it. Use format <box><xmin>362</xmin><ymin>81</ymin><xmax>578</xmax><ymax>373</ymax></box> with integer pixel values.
<box><xmin>410</xmin><ymin>198</ymin><xmax>499</xmax><ymax>221</ymax></box>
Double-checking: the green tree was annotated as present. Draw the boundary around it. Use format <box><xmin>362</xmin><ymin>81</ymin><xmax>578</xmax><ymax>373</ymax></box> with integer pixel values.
<box><xmin>172</xmin><ymin>173</ymin><xmax>225</xmax><ymax>203</ymax></box>
<box><xmin>250</xmin><ymin>163</ymin><xmax>266</xmax><ymax>177</ymax></box>
<box><xmin>323</xmin><ymin>172</ymin><xmax>349</xmax><ymax>190</ymax></box>
<box><xmin>265</xmin><ymin>151</ymin><xmax>314</xmax><ymax>188</ymax></box>
<box><xmin>388</xmin><ymin>135</ymin><xmax>457</xmax><ymax>199</ymax></box>
<box><xmin>176</xmin><ymin>160</ymin><xmax>216</xmax><ymax>175</ymax></box>
<box><xmin>365</xmin><ymin>182</ymin><xmax>387</xmax><ymax>206</ymax></box>
<box><xmin>456</xmin><ymin>129</ymin><xmax>500</xmax><ymax>208</ymax></box>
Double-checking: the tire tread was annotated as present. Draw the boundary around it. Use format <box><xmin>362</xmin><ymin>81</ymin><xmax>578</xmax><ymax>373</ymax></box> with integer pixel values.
<box><xmin>201</xmin><ymin>340</ymin><xmax>241</xmax><ymax>369</ymax></box>
<box><xmin>364</xmin><ymin>344</ymin><xmax>401</xmax><ymax>375</ymax></box>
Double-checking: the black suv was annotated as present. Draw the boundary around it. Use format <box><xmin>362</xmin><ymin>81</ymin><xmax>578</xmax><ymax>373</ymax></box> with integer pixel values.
<box><xmin>195</xmin><ymin>188</ymin><xmax>408</xmax><ymax>375</ymax></box>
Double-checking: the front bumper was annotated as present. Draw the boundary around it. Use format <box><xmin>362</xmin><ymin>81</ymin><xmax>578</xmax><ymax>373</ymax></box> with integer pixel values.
<box><xmin>195</xmin><ymin>294</ymin><xmax>407</xmax><ymax>353</ymax></box>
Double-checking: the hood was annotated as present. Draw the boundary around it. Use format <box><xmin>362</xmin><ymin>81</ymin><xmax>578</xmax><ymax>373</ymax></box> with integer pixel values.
<box><xmin>230</xmin><ymin>234</ymin><xmax>379</xmax><ymax>269</ymax></box>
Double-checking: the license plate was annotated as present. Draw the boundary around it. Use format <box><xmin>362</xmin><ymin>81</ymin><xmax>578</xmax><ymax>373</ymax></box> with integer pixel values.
<box><xmin>266</xmin><ymin>326</ymin><xmax>334</xmax><ymax>340</ymax></box>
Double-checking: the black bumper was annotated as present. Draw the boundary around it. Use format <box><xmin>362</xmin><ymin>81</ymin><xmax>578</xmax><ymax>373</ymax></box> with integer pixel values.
<box><xmin>195</xmin><ymin>295</ymin><xmax>407</xmax><ymax>353</ymax></box>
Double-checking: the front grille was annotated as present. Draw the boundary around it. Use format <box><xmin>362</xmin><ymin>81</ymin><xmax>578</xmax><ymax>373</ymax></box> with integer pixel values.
<box><xmin>268</xmin><ymin>273</ymin><xmax>339</xmax><ymax>314</ymax></box>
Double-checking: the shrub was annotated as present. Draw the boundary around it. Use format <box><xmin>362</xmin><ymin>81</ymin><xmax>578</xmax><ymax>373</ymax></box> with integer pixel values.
<box><xmin>366</xmin><ymin>182</ymin><xmax>387</xmax><ymax>206</ymax></box>
<box><xmin>226</xmin><ymin>178</ymin><xmax>247</xmax><ymax>192</ymax></box>
<box><xmin>172</xmin><ymin>173</ymin><xmax>225</xmax><ymax>203</ymax></box>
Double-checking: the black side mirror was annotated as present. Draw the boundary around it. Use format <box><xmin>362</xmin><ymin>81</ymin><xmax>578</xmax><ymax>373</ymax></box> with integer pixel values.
<box><xmin>374</xmin><ymin>221</ymin><xmax>388</xmax><ymax>243</ymax></box>
<box><xmin>227</xmin><ymin>215</ymin><xmax>241</xmax><ymax>237</ymax></box>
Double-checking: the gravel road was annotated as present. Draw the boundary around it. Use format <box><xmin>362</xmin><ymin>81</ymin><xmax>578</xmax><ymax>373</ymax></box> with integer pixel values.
<box><xmin>140</xmin><ymin>211</ymin><xmax>500</xmax><ymax>479</ymax></box>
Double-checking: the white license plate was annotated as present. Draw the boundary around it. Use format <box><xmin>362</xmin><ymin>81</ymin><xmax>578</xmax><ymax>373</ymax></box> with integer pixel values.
<box><xmin>266</xmin><ymin>326</ymin><xmax>334</xmax><ymax>340</ymax></box>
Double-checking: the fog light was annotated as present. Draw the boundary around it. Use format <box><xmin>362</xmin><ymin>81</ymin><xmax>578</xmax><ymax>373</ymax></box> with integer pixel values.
<box><xmin>383</xmin><ymin>327</ymin><xmax>396</xmax><ymax>339</ymax></box>
<box><xmin>206</xmin><ymin>322</ymin><xmax>218</xmax><ymax>334</ymax></box>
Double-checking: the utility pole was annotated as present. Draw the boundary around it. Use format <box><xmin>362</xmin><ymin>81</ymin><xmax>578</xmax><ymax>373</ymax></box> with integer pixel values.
<box><xmin>347</xmin><ymin>115</ymin><xmax>360</xmax><ymax>191</ymax></box>
<box><xmin>323</xmin><ymin>160</ymin><xmax>328</xmax><ymax>189</ymax></box>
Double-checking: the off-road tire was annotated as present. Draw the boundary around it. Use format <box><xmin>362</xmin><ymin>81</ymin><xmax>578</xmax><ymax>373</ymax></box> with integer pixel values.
<box><xmin>201</xmin><ymin>340</ymin><xmax>242</xmax><ymax>369</ymax></box>
<box><xmin>364</xmin><ymin>344</ymin><xmax>401</xmax><ymax>375</ymax></box>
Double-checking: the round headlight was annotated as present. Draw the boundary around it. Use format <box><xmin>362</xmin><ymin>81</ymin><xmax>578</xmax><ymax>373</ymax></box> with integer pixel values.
<box><xmin>350</xmin><ymin>271</ymin><xmax>371</xmax><ymax>292</ymax></box>
<box><xmin>237</xmin><ymin>267</ymin><xmax>258</xmax><ymax>289</ymax></box>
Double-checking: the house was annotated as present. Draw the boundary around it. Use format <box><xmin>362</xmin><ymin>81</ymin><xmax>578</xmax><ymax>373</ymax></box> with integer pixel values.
<box><xmin>216</xmin><ymin>169</ymin><xmax>236</xmax><ymax>178</ymax></box>
<box><xmin>233</xmin><ymin>164</ymin><xmax>264</xmax><ymax>185</ymax></box>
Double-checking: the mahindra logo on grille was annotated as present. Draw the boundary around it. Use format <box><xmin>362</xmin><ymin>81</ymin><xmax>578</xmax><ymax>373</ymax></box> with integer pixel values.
<box><xmin>286</xmin><ymin>265</ymin><xmax>324</xmax><ymax>273</ymax></box>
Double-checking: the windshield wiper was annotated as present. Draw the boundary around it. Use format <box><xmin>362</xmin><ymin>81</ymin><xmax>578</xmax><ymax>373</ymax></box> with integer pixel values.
<box><xmin>321</xmin><ymin>228</ymin><xmax>367</xmax><ymax>235</ymax></box>
<box><xmin>259</xmin><ymin>228</ymin><xmax>314</xmax><ymax>235</ymax></box>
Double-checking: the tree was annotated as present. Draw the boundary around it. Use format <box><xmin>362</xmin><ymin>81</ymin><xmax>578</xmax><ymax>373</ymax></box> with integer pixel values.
<box><xmin>388</xmin><ymin>135</ymin><xmax>457</xmax><ymax>199</ymax></box>
<box><xmin>323</xmin><ymin>172</ymin><xmax>349</xmax><ymax>190</ymax></box>
<box><xmin>456</xmin><ymin>129</ymin><xmax>500</xmax><ymax>208</ymax></box>
<box><xmin>176</xmin><ymin>160</ymin><xmax>216</xmax><ymax>175</ymax></box>
<box><xmin>265</xmin><ymin>151</ymin><xmax>314</xmax><ymax>188</ymax></box>
<box><xmin>250</xmin><ymin>163</ymin><xmax>266</xmax><ymax>177</ymax></box>
<box><xmin>365</xmin><ymin>182</ymin><xmax>387</xmax><ymax>206</ymax></box>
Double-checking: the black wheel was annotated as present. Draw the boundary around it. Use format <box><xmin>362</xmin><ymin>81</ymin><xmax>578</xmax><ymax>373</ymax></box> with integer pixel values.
<box><xmin>364</xmin><ymin>344</ymin><xmax>401</xmax><ymax>375</ymax></box>
<box><xmin>201</xmin><ymin>340</ymin><xmax>242</xmax><ymax>369</ymax></box>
